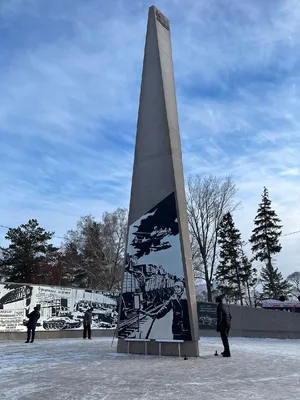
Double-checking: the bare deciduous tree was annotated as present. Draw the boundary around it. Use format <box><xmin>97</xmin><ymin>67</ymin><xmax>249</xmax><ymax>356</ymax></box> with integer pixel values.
<box><xmin>186</xmin><ymin>175</ymin><xmax>239</xmax><ymax>302</ymax></box>
<box><xmin>101</xmin><ymin>208</ymin><xmax>128</xmax><ymax>291</ymax></box>
<box><xmin>61</xmin><ymin>216</ymin><xmax>105</xmax><ymax>289</ymax></box>
<box><xmin>287</xmin><ymin>271</ymin><xmax>300</xmax><ymax>299</ymax></box>
<box><xmin>61</xmin><ymin>209</ymin><xmax>127</xmax><ymax>290</ymax></box>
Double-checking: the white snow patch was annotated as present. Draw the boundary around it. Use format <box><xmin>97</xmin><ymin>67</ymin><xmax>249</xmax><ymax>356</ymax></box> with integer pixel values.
<box><xmin>0</xmin><ymin>337</ymin><xmax>300</xmax><ymax>400</ymax></box>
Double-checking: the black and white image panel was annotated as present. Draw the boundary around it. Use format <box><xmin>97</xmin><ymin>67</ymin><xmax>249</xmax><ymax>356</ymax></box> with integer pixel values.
<box><xmin>118</xmin><ymin>192</ymin><xmax>191</xmax><ymax>341</ymax></box>
<box><xmin>0</xmin><ymin>283</ymin><xmax>118</xmax><ymax>332</ymax></box>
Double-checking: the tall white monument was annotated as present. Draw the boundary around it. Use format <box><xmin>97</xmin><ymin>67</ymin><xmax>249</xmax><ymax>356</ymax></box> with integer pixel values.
<box><xmin>117</xmin><ymin>5</ymin><xmax>199</xmax><ymax>357</ymax></box>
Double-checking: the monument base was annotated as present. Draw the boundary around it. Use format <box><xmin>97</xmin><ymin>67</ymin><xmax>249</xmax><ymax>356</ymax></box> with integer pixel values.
<box><xmin>117</xmin><ymin>338</ymin><xmax>199</xmax><ymax>357</ymax></box>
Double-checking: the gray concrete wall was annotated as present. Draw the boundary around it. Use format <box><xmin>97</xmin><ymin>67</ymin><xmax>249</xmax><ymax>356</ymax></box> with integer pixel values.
<box><xmin>0</xmin><ymin>329</ymin><xmax>114</xmax><ymax>341</ymax></box>
<box><xmin>2</xmin><ymin>306</ymin><xmax>300</xmax><ymax>341</ymax></box>
<box><xmin>229</xmin><ymin>304</ymin><xmax>300</xmax><ymax>339</ymax></box>
<box><xmin>199</xmin><ymin>303</ymin><xmax>300</xmax><ymax>339</ymax></box>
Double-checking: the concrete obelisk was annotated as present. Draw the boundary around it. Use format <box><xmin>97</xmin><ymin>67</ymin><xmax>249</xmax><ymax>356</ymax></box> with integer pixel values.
<box><xmin>117</xmin><ymin>6</ymin><xmax>199</xmax><ymax>357</ymax></box>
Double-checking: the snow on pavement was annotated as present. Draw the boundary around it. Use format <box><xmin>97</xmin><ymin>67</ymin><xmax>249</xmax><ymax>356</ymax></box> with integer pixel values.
<box><xmin>0</xmin><ymin>337</ymin><xmax>300</xmax><ymax>400</ymax></box>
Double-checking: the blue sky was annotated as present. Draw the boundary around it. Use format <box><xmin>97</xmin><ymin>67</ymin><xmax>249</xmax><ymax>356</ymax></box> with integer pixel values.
<box><xmin>0</xmin><ymin>0</ymin><xmax>300</xmax><ymax>277</ymax></box>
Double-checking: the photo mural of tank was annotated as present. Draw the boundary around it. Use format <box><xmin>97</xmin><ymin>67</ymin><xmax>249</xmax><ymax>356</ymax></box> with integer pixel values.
<box><xmin>43</xmin><ymin>316</ymin><xmax>82</xmax><ymax>330</ymax></box>
<box><xmin>39</xmin><ymin>298</ymin><xmax>82</xmax><ymax>330</ymax></box>
<box><xmin>0</xmin><ymin>283</ymin><xmax>118</xmax><ymax>332</ymax></box>
<box><xmin>41</xmin><ymin>298</ymin><xmax>118</xmax><ymax>331</ymax></box>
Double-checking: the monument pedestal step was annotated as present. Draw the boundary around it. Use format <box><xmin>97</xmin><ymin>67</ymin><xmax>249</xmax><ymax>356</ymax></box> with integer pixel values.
<box><xmin>118</xmin><ymin>338</ymin><xmax>199</xmax><ymax>357</ymax></box>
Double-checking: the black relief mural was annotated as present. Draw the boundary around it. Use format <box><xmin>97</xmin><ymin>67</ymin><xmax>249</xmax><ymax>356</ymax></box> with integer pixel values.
<box><xmin>118</xmin><ymin>192</ymin><xmax>192</xmax><ymax>341</ymax></box>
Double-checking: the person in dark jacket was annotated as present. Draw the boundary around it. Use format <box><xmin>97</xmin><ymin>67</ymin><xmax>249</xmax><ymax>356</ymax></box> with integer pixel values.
<box><xmin>83</xmin><ymin>307</ymin><xmax>93</xmax><ymax>339</ymax></box>
<box><xmin>25</xmin><ymin>305</ymin><xmax>40</xmax><ymax>343</ymax></box>
<box><xmin>216</xmin><ymin>296</ymin><xmax>231</xmax><ymax>357</ymax></box>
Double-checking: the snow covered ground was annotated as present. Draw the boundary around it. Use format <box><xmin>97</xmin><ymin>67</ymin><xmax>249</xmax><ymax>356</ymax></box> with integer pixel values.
<box><xmin>1</xmin><ymin>336</ymin><xmax>300</xmax><ymax>400</ymax></box>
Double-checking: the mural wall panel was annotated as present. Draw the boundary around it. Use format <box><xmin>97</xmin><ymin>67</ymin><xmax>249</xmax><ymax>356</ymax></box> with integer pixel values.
<box><xmin>118</xmin><ymin>192</ymin><xmax>192</xmax><ymax>340</ymax></box>
<box><xmin>0</xmin><ymin>283</ymin><xmax>118</xmax><ymax>332</ymax></box>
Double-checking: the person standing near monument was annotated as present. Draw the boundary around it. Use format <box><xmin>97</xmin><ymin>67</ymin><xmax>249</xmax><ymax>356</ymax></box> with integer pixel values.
<box><xmin>83</xmin><ymin>307</ymin><xmax>93</xmax><ymax>339</ymax></box>
<box><xmin>25</xmin><ymin>305</ymin><xmax>40</xmax><ymax>343</ymax></box>
<box><xmin>216</xmin><ymin>296</ymin><xmax>231</xmax><ymax>357</ymax></box>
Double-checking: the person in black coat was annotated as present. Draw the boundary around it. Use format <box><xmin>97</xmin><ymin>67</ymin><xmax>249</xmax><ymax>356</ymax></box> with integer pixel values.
<box><xmin>25</xmin><ymin>306</ymin><xmax>40</xmax><ymax>343</ymax></box>
<box><xmin>83</xmin><ymin>307</ymin><xmax>93</xmax><ymax>339</ymax></box>
<box><xmin>216</xmin><ymin>296</ymin><xmax>231</xmax><ymax>357</ymax></box>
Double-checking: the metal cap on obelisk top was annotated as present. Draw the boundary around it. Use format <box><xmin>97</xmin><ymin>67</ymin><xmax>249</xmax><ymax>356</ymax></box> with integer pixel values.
<box><xmin>117</xmin><ymin>5</ymin><xmax>199</xmax><ymax>357</ymax></box>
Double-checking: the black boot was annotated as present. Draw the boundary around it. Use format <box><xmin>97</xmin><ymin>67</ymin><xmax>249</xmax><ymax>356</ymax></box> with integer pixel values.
<box><xmin>222</xmin><ymin>352</ymin><xmax>231</xmax><ymax>357</ymax></box>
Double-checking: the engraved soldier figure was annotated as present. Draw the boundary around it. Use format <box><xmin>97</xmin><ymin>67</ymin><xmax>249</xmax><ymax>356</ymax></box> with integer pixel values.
<box><xmin>142</xmin><ymin>280</ymin><xmax>191</xmax><ymax>340</ymax></box>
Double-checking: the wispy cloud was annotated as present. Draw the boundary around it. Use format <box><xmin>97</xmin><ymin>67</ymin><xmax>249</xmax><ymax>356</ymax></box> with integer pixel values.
<box><xmin>280</xmin><ymin>168</ymin><xmax>300</xmax><ymax>177</ymax></box>
<box><xmin>0</xmin><ymin>0</ymin><xmax>299</xmax><ymax>276</ymax></box>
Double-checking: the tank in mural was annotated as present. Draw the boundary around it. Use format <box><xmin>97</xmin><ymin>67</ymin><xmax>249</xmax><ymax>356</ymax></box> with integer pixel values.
<box><xmin>0</xmin><ymin>283</ymin><xmax>118</xmax><ymax>332</ymax></box>
<box><xmin>118</xmin><ymin>192</ymin><xmax>192</xmax><ymax>341</ymax></box>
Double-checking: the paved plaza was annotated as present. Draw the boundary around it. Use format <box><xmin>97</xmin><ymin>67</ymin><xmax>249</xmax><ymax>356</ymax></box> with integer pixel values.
<box><xmin>1</xmin><ymin>337</ymin><xmax>300</xmax><ymax>400</ymax></box>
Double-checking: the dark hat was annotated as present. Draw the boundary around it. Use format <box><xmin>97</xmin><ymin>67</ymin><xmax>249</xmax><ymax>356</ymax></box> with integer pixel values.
<box><xmin>215</xmin><ymin>296</ymin><xmax>223</xmax><ymax>303</ymax></box>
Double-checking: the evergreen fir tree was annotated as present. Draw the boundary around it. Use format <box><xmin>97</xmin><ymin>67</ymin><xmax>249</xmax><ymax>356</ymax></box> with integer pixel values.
<box><xmin>239</xmin><ymin>247</ymin><xmax>257</xmax><ymax>306</ymax></box>
<box><xmin>260</xmin><ymin>266</ymin><xmax>290</xmax><ymax>299</ymax></box>
<box><xmin>215</xmin><ymin>212</ymin><xmax>248</xmax><ymax>305</ymax></box>
<box><xmin>249</xmin><ymin>187</ymin><xmax>289</xmax><ymax>299</ymax></box>
<box><xmin>0</xmin><ymin>219</ymin><xmax>57</xmax><ymax>283</ymax></box>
